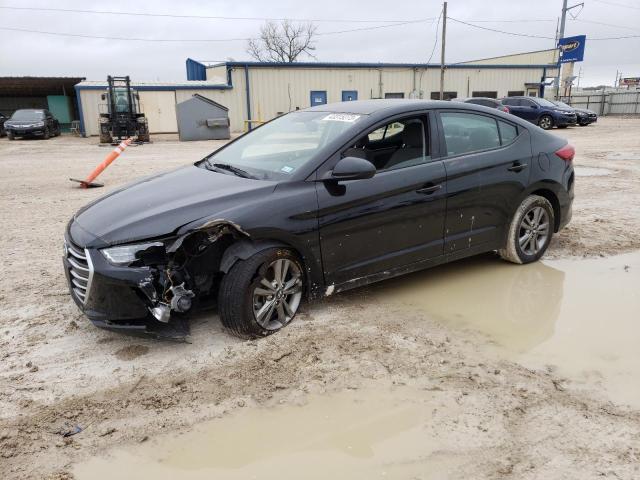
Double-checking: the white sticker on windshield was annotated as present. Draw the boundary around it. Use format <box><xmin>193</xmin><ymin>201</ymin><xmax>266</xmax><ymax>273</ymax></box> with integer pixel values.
<box><xmin>281</xmin><ymin>165</ymin><xmax>294</xmax><ymax>174</ymax></box>
<box><xmin>321</xmin><ymin>113</ymin><xmax>361</xmax><ymax>123</ymax></box>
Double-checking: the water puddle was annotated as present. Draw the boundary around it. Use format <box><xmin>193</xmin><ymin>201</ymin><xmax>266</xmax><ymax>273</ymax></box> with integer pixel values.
<box><xmin>74</xmin><ymin>388</ymin><xmax>459</xmax><ymax>480</ymax></box>
<box><xmin>375</xmin><ymin>251</ymin><xmax>640</xmax><ymax>407</ymax></box>
<box><xmin>74</xmin><ymin>252</ymin><xmax>639</xmax><ymax>478</ymax></box>
<box><xmin>574</xmin><ymin>166</ymin><xmax>614</xmax><ymax>177</ymax></box>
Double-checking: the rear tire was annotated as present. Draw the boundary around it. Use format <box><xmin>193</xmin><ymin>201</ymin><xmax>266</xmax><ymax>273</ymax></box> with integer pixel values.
<box><xmin>218</xmin><ymin>247</ymin><xmax>304</xmax><ymax>338</ymax></box>
<box><xmin>499</xmin><ymin>195</ymin><xmax>554</xmax><ymax>264</ymax></box>
<box><xmin>538</xmin><ymin>115</ymin><xmax>553</xmax><ymax>130</ymax></box>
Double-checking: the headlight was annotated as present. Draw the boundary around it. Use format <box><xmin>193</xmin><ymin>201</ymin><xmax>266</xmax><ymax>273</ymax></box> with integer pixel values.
<box><xmin>35</xmin><ymin>121</ymin><xmax>45</xmax><ymax>127</ymax></box>
<box><xmin>137</xmin><ymin>117</ymin><xmax>146</xmax><ymax>123</ymax></box>
<box><xmin>99</xmin><ymin>117</ymin><xmax>109</xmax><ymax>124</ymax></box>
<box><xmin>101</xmin><ymin>241</ymin><xmax>165</xmax><ymax>266</ymax></box>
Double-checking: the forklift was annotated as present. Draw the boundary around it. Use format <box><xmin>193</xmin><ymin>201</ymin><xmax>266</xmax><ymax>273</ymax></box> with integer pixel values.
<box><xmin>99</xmin><ymin>76</ymin><xmax>150</xmax><ymax>144</ymax></box>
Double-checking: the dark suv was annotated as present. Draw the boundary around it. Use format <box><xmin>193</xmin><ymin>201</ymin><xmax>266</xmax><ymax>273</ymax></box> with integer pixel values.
<box><xmin>501</xmin><ymin>97</ymin><xmax>576</xmax><ymax>130</ymax></box>
<box><xmin>4</xmin><ymin>109</ymin><xmax>61</xmax><ymax>140</ymax></box>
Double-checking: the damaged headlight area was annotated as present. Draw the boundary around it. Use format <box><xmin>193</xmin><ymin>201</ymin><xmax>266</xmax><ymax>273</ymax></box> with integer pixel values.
<box><xmin>95</xmin><ymin>224</ymin><xmax>244</xmax><ymax>327</ymax></box>
<box><xmin>101</xmin><ymin>241</ymin><xmax>166</xmax><ymax>266</ymax></box>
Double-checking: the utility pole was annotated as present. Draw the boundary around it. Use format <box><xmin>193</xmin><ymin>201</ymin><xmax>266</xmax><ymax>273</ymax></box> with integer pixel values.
<box><xmin>555</xmin><ymin>0</ymin><xmax>569</xmax><ymax>100</ymax></box>
<box><xmin>439</xmin><ymin>2</ymin><xmax>447</xmax><ymax>100</ymax></box>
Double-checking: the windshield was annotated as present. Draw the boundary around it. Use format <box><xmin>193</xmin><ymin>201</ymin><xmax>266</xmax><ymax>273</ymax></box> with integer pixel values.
<box><xmin>535</xmin><ymin>98</ymin><xmax>558</xmax><ymax>108</ymax></box>
<box><xmin>112</xmin><ymin>88</ymin><xmax>131</xmax><ymax>113</ymax></box>
<box><xmin>201</xmin><ymin>111</ymin><xmax>363</xmax><ymax>180</ymax></box>
<box><xmin>10</xmin><ymin>110</ymin><xmax>44</xmax><ymax>121</ymax></box>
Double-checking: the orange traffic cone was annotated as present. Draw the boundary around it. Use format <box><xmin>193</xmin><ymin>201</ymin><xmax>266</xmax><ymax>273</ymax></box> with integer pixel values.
<box><xmin>70</xmin><ymin>138</ymin><xmax>133</xmax><ymax>188</ymax></box>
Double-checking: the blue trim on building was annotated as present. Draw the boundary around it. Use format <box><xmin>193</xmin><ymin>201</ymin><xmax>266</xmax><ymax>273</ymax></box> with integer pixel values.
<box><xmin>75</xmin><ymin>84</ymin><xmax>232</xmax><ymax>91</ymax></box>
<box><xmin>185</xmin><ymin>58</ymin><xmax>207</xmax><ymax>80</ymax></box>
<box><xmin>221</xmin><ymin>61</ymin><xmax>556</xmax><ymax>70</ymax></box>
<box><xmin>74</xmin><ymin>84</ymin><xmax>86</xmax><ymax>137</ymax></box>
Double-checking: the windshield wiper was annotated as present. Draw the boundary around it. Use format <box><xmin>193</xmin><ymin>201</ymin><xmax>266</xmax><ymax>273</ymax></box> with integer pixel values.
<box><xmin>205</xmin><ymin>161</ymin><xmax>254</xmax><ymax>179</ymax></box>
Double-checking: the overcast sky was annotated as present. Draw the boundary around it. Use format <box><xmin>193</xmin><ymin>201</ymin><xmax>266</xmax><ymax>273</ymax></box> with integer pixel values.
<box><xmin>0</xmin><ymin>0</ymin><xmax>638</xmax><ymax>87</ymax></box>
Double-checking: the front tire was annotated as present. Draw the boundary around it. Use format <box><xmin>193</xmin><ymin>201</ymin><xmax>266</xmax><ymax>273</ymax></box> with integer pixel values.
<box><xmin>499</xmin><ymin>195</ymin><xmax>554</xmax><ymax>264</ymax></box>
<box><xmin>218</xmin><ymin>248</ymin><xmax>304</xmax><ymax>338</ymax></box>
<box><xmin>538</xmin><ymin>115</ymin><xmax>553</xmax><ymax>130</ymax></box>
<box><xmin>7</xmin><ymin>132</ymin><xmax>14</xmax><ymax>140</ymax></box>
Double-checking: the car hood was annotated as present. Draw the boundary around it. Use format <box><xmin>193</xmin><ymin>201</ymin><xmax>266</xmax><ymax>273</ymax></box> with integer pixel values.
<box><xmin>5</xmin><ymin>120</ymin><xmax>43</xmax><ymax>126</ymax></box>
<box><xmin>71</xmin><ymin>165</ymin><xmax>276</xmax><ymax>248</ymax></box>
<box><xmin>574</xmin><ymin>108</ymin><xmax>596</xmax><ymax>114</ymax></box>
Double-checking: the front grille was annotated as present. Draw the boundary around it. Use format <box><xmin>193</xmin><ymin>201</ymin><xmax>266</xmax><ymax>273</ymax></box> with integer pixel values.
<box><xmin>65</xmin><ymin>240</ymin><xmax>93</xmax><ymax>304</ymax></box>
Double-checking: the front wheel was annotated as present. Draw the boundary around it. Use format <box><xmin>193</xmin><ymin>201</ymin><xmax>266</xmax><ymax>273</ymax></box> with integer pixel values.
<box><xmin>499</xmin><ymin>195</ymin><xmax>554</xmax><ymax>264</ymax></box>
<box><xmin>218</xmin><ymin>248</ymin><xmax>304</xmax><ymax>338</ymax></box>
<box><xmin>7</xmin><ymin>132</ymin><xmax>14</xmax><ymax>140</ymax></box>
<box><xmin>538</xmin><ymin>115</ymin><xmax>553</xmax><ymax>130</ymax></box>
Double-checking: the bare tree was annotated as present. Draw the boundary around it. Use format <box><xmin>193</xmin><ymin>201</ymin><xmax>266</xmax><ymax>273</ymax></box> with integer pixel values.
<box><xmin>247</xmin><ymin>20</ymin><xmax>317</xmax><ymax>62</ymax></box>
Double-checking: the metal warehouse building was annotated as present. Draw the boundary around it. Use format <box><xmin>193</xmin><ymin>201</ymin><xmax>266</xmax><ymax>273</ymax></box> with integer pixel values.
<box><xmin>76</xmin><ymin>49</ymin><xmax>558</xmax><ymax>136</ymax></box>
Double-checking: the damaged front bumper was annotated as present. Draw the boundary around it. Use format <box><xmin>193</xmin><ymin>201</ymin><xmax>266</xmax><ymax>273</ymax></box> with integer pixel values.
<box><xmin>62</xmin><ymin>234</ymin><xmax>190</xmax><ymax>339</ymax></box>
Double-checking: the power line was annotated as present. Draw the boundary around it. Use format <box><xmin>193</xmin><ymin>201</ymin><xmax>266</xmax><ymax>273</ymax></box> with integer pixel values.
<box><xmin>0</xmin><ymin>20</ymin><xmax>433</xmax><ymax>43</ymax></box>
<box><xmin>0</xmin><ymin>5</ymin><xmax>429</xmax><ymax>24</ymax></box>
<box><xmin>572</xmin><ymin>18</ymin><xmax>640</xmax><ymax>32</ymax></box>
<box><xmin>591</xmin><ymin>0</ymin><xmax>640</xmax><ymax>11</ymax></box>
<box><xmin>426</xmin><ymin>9</ymin><xmax>443</xmax><ymax>63</ymax></box>
<box><xmin>448</xmin><ymin>16</ymin><xmax>640</xmax><ymax>41</ymax></box>
<box><xmin>447</xmin><ymin>17</ymin><xmax>556</xmax><ymax>39</ymax></box>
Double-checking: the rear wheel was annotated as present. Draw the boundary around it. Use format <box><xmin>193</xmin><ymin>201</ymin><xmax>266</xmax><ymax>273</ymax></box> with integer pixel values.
<box><xmin>218</xmin><ymin>248</ymin><xmax>304</xmax><ymax>338</ymax></box>
<box><xmin>538</xmin><ymin>115</ymin><xmax>553</xmax><ymax>130</ymax></box>
<box><xmin>499</xmin><ymin>195</ymin><xmax>554</xmax><ymax>264</ymax></box>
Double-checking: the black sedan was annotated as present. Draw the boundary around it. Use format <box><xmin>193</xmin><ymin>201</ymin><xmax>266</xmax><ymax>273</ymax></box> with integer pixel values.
<box><xmin>4</xmin><ymin>109</ymin><xmax>61</xmax><ymax>140</ymax></box>
<box><xmin>456</xmin><ymin>97</ymin><xmax>510</xmax><ymax>113</ymax></box>
<box><xmin>64</xmin><ymin>100</ymin><xmax>575</xmax><ymax>338</ymax></box>
<box><xmin>552</xmin><ymin>100</ymin><xmax>597</xmax><ymax>126</ymax></box>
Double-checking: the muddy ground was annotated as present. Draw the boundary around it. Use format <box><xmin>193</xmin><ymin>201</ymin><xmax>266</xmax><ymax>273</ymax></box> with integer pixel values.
<box><xmin>1</xmin><ymin>118</ymin><xmax>639</xmax><ymax>479</ymax></box>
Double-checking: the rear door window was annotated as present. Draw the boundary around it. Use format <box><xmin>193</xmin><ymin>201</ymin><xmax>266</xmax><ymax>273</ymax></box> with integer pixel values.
<box><xmin>498</xmin><ymin>120</ymin><xmax>518</xmax><ymax>144</ymax></box>
<box><xmin>440</xmin><ymin>112</ymin><xmax>500</xmax><ymax>156</ymax></box>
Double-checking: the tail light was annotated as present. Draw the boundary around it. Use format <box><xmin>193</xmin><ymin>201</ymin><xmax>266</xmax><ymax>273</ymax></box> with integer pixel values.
<box><xmin>555</xmin><ymin>144</ymin><xmax>575</xmax><ymax>162</ymax></box>
<box><xmin>500</xmin><ymin>105</ymin><xmax>510</xmax><ymax>113</ymax></box>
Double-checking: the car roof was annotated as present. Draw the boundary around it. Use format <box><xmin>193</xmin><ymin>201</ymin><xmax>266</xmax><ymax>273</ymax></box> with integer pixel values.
<box><xmin>463</xmin><ymin>97</ymin><xmax>500</xmax><ymax>102</ymax></box>
<box><xmin>304</xmin><ymin>99</ymin><xmax>494</xmax><ymax>115</ymax></box>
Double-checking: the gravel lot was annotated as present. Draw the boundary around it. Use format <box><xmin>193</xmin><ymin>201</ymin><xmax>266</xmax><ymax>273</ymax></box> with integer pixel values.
<box><xmin>1</xmin><ymin>118</ymin><xmax>639</xmax><ymax>479</ymax></box>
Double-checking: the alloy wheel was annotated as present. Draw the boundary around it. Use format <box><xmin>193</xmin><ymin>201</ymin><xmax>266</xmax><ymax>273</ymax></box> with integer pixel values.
<box><xmin>252</xmin><ymin>258</ymin><xmax>303</xmax><ymax>330</ymax></box>
<box><xmin>518</xmin><ymin>206</ymin><xmax>550</xmax><ymax>256</ymax></box>
<box><xmin>539</xmin><ymin>116</ymin><xmax>552</xmax><ymax>129</ymax></box>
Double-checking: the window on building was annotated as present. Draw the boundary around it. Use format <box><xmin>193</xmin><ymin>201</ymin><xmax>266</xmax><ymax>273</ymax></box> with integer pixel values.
<box><xmin>440</xmin><ymin>112</ymin><xmax>501</xmax><ymax>156</ymax></box>
<box><xmin>508</xmin><ymin>90</ymin><xmax>525</xmax><ymax>97</ymax></box>
<box><xmin>498</xmin><ymin>120</ymin><xmax>518</xmax><ymax>144</ymax></box>
<box><xmin>472</xmin><ymin>91</ymin><xmax>498</xmax><ymax>98</ymax></box>
<box><xmin>430</xmin><ymin>91</ymin><xmax>457</xmax><ymax>100</ymax></box>
<box><xmin>384</xmin><ymin>92</ymin><xmax>405</xmax><ymax>99</ymax></box>
<box><xmin>343</xmin><ymin>117</ymin><xmax>429</xmax><ymax>171</ymax></box>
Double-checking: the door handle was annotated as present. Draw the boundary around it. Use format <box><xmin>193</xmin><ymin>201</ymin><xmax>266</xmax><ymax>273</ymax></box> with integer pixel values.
<box><xmin>416</xmin><ymin>184</ymin><xmax>442</xmax><ymax>195</ymax></box>
<box><xmin>507</xmin><ymin>162</ymin><xmax>528</xmax><ymax>172</ymax></box>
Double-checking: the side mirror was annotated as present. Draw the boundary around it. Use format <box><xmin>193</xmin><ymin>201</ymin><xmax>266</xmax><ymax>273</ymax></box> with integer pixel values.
<box><xmin>327</xmin><ymin>156</ymin><xmax>376</xmax><ymax>181</ymax></box>
<box><xmin>531</xmin><ymin>104</ymin><xmax>539</xmax><ymax>109</ymax></box>
<box><xmin>101</xmin><ymin>93</ymin><xmax>106</xmax><ymax>101</ymax></box>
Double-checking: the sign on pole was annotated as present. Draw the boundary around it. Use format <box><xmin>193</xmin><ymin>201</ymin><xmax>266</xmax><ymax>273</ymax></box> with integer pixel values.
<box><xmin>558</xmin><ymin>35</ymin><xmax>586</xmax><ymax>63</ymax></box>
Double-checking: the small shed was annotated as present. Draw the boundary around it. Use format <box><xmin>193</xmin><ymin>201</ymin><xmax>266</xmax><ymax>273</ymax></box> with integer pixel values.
<box><xmin>176</xmin><ymin>94</ymin><xmax>230</xmax><ymax>141</ymax></box>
